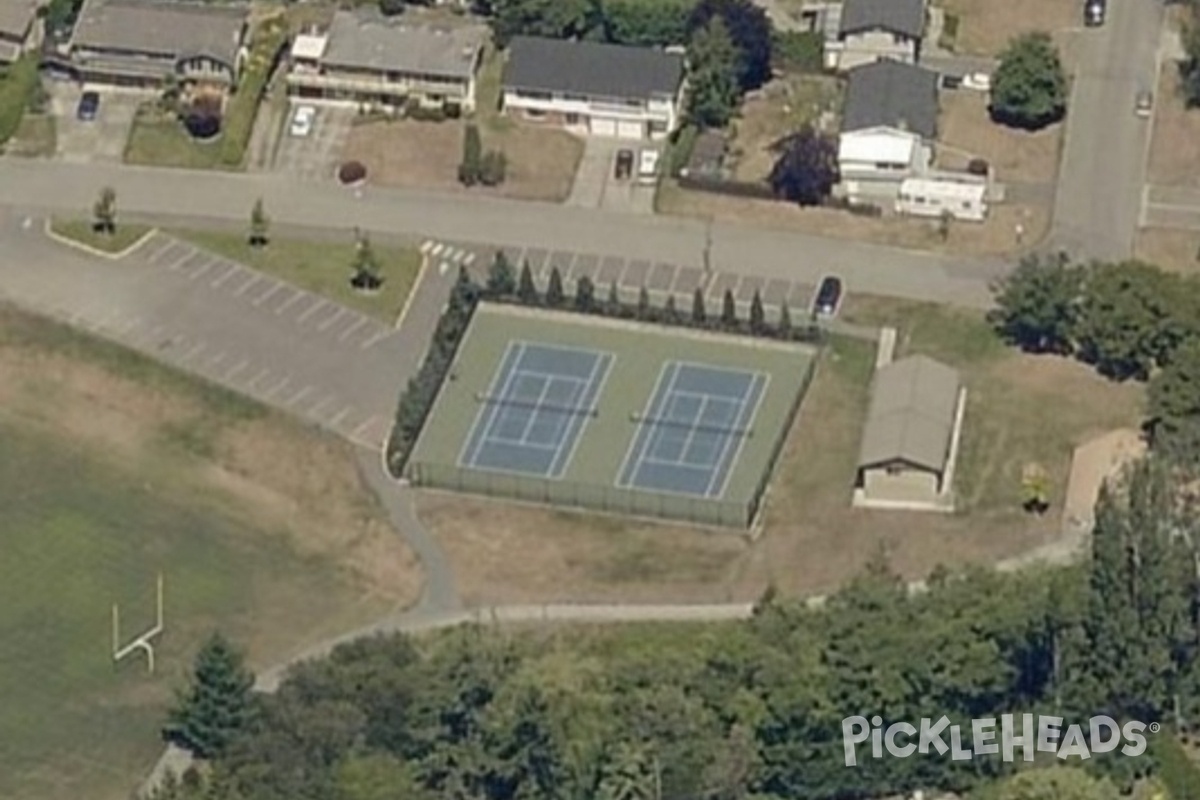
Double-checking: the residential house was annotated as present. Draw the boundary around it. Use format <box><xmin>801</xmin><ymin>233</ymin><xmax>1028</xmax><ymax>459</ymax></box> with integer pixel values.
<box><xmin>286</xmin><ymin>10</ymin><xmax>488</xmax><ymax>113</ymax></box>
<box><xmin>0</xmin><ymin>0</ymin><xmax>41</xmax><ymax>66</ymax></box>
<box><xmin>825</xmin><ymin>0</ymin><xmax>926</xmax><ymax>72</ymax></box>
<box><xmin>855</xmin><ymin>355</ymin><xmax>965</xmax><ymax>510</ymax></box>
<box><xmin>65</xmin><ymin>0</ymin><xmax>248</xmax><ymax>90</ymax></box>
<box><xmin>837</xmin><ymin>59</ymin><xmax>938</xmax><ymax>205</ymax></box>
<box><xmin>502</xmin><ymin>36</ymin><xmax>685</xmax><ymax>141</ymax></box>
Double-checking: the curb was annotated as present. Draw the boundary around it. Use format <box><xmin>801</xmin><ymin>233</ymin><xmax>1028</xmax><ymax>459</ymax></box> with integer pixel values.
<box><xmin>393</xmin><ymin>249</ymin><xmax>429</xmax><ymax>330</ymax></box>
<box><xmin>43</xmin><ymin>219</ymin><xmax>158</xmax><ymax>261</ymax></box>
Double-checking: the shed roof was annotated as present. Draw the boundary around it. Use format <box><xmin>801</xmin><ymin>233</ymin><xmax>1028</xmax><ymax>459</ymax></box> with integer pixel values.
<box><xmin>841</xmin><ymin>59</ymin><xmax>938</xmax><ymax>139</ymax></box>
<box><xmin>504</xmin><ymin>36</ymin><xmax>684</xmax><ymax>102</ymax></box>
<box><xmin>839</xmin><ymin>0</ymin><xmax>926</xmax><ymax>39</ymax></box>
<box><xmin>319</xmin><ymin>10</ymin><xmax>487</xmax><ymax>79</ymax></box>
<box><xmin>858</xmin><ymin>354</ymin><xmax>961</xmax><ymax>474</ymax></box>
<box><xmin>70</xmin><ymin>0</ymin><xmax>248</xmax><ymax>65</ymax></box>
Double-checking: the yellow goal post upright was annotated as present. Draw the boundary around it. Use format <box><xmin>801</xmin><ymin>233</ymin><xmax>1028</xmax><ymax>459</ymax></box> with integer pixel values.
<box><xmin>112</xmin><ymin>572</ymin><xmax>165</xmax><ymax>674</ymax></box>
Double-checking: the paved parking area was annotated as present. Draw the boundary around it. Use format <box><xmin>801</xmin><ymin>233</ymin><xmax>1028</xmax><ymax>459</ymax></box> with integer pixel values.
<box><xmin>48</xmin><ymin>83</ymin><xmax>142</xmax><ymax>164</ymax></box>
<box><xmin>1141</xmin><ymin>184</ymin><xmax>1200</xmax><ymax>231</ymax></box>
<box><xmin>272</xmin><ymin>103</ymin><xmax>353</xmax><ymax>181</ymax></box>
<box><xmin>422</xmin><ymin>238</ymin><xmax>817</xmax><ymax>319</ymax></box>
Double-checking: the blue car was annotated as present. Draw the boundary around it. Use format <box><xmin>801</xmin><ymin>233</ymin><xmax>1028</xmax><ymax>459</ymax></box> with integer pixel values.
<box><xmin>76</xmin><ymin>91</ymin><xmax>100</xmax><ymax>121</ymax></box>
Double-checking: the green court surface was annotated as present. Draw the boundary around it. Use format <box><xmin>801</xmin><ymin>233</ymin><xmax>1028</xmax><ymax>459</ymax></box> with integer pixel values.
<box><xmin>407</xmin><ymin>304</ymin><xmax>816</xmax><ymax>527</ymax></box>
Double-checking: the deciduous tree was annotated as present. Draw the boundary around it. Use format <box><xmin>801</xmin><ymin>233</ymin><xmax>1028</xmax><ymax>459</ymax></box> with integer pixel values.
<box><xmin>92</xmin><ymin>186</ymin><xmax>117</xmax><ymax>234</ymax></box>
<box><xmin>991</xmin><ymin>32</ymin><xmax>1068</xmax><ymax>129</ymax></box>
<box><xmin>1074</xmin><ymin>261</ymin><xmax>1184</xmax><ymax>380</ymax></box>
<box><xmin>688</xmin><ymin>0</ymin><xmax>773</xmax><ymax>92</ymax></box>
<box><xmin>768</xmin><ymin>125</ymin><xmax>839</xmax><ymax>206</ymax></box>
<box><xmin>1147</xmin><ymin>337</ymin><xmax>1200</xmax><ymax>461</ymax></box>
<box><xmin>248</xmin><ymin>198</ymin><xmax>269</xmax><ymax>248</ymax></box>
<box><xmin>988</xmin><ymin>251</ymin><xmax>1084</xmax><ymax>354</ymax></box>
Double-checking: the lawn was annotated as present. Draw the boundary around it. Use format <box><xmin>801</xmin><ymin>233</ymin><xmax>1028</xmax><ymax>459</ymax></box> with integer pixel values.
<box><xmin>936</xmin><ymin>90</ymin><xmax>1063</xmax><ymax>185</ymax></box>
<box><xmin>172</xmin><ymin>229</ymin><xmax>422</xmax><ymax>322</ymax></box>
<box><xmin>1135</xmin><ymin>227</ymin><xmax>1200</xmax><ymax>273</ymax></box>
<box><xmin>935</xmin><ymin>0</ymin><xmax>1078</xmax><ymax>56</ymax></box>
<box><xmin>124</xmin><ymin>106</ymin><xmax>224</xmax><ymax>169</ymax></box>
<box><xmin>728</xmin><ymin>74</ymin><xmax>841</xmax><ymax>182</ymax></box>
<box><xmin>1146</xmin><ymin>65</ymin><xmax>1200</xmax><ymax>189</ymax></box>
<box><xmin>0</xmin><ymin>306</ymin><xmax>419</xmax><ymax>800</ymax></box>
<box><xmin>6</xmin><ymin>113</ymin><xmax>56</xmax><ymax>157</ymax></box>
<box><xmin>0</xmin><ymin>54</ymin><xmax>37</xmax><ymax>147</ymax></box>
<box><xmin>50</xmin><ymin>218</ymin><xmax>153</xmax><ymax>254</ymax></box>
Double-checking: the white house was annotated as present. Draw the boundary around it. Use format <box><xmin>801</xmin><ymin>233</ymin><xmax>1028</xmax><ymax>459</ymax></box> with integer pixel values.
<box><xmin>896</xmin><ymin>176</ymin><xmax>988</xmax><ymax>222</ymax></box>
<box><xmin>501</xmin><ymin>36</ymin><xmax>685</xmax><ymax>141</ymax></box>
<box><xmin>825</xmin><ymin>0</ymin><xmax>926</xmax><ymax>72</ymax></box>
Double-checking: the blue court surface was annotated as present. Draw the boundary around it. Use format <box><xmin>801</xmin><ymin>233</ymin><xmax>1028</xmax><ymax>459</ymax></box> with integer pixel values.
<box><xmin>617</xmin><ymin>362</ymin><xmax>767</xmax><ymax>499</ymax></box>
<box><xmin>458</xmin><ymin>341</ymin><xmax>614</xmax><ymax>478</ymax></box>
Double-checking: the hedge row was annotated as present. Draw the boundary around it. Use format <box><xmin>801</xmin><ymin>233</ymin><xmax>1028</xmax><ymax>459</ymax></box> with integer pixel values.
<box><xmin>0</xmin><ymin>55</ymin><xmax>38</xmax><ymax>148</ymax></box>
<box><xmin>219</xmin><ymin>22</ymin><xmax>287</xmax><ymax>168</ymax></box>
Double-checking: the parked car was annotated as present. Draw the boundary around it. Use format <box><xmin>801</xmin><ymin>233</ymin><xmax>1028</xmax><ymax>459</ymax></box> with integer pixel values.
<box><xmin>637</xmin><ymin>149</ymin><xmax>660</xmax><ymax>184</ymax></box>
<box><xmin>76</xmin><ymin>91</ymin><xmax>100</xmax><ymax>122</ymax></box>
<box><xmin>1084</xmin><ymin>0</ymin><xmax>1105</xmax><ymax>26</ymax></box>
<box><xmin>614</xmin><ymin>149</ymin><xmax>635</xmax><ymax>180</ymax></box>
<box><xmin>289</xmin><ymin>105</ymin><xmax>316</xmax><ymax>137</ymax></box>
<box><xmin>813</xmin><ymin>276</ymin><xmax>844</xmax><ymax>318</ymax></box>
<box><xmin>961</xmin><ymin>72</ymin><xmax>991</xmax><ymax>92</ymax></box>
<box><xmin>1135</xmin><ymin>90</ymin><xmax>1153</xmax><ymax>118</ymax></box>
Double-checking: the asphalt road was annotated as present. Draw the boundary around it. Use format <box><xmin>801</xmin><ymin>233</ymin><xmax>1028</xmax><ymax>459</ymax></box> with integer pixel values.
<box><xmin>1049</xmin><ymin>0</ymin><xmax>1165</xmax><ymax>262</ymax></box>
<box><xmin>0</xmin><ymin>159</ymin><xmax>1003</xmax><ymax>308</ymax></box>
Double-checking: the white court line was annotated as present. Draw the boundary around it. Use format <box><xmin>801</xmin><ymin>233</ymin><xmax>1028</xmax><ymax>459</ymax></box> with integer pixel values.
<box><xmin>224</xmin><ymin>359</ymin><xmax>251</xmax><ymax>381</ymax></box>
<box><xmin>297</xmin><ymin>298</ymin><xmax>327</xmax><ymax>323</ymax></box>
<box><xmin>329</xmin><ymin>406</ymin><xmax>353</xmax><ymax>427</ymax></box>
<box><xmin>288</xmin><ymin>385</ymin><xmax>314</xmax><ymax>406</ymax></box>
<box><xmin>234</xmin><ymin>274</ymin><xmax>263</xmax><ymax>297</ymax></box>
<box><xmin>317</xmin><ymin>307</ymin><xmax>347</xmax><ymax>332</ymax></box>
<box><xmin>275</xmin><ymin>289</ymin><xmax>306</xmax><ymax>315</ymax></box>
<box><xmin>210</xmin><ymin>263</ymin><xmax>243</xmax><ymax>288</ymax></box>
<box><xmin>615</xmin><ymin>361</ymin><xmax>681</xmax><ymax>488</ymax></box>
<box><xmin>550</xmin><ymin>352</ymin><xmax>613</xmax><ymax>477</ymax></box>
<box><xmin>189</xmin><ymin>261</ymin><xmax>216</xmax><ymax>281</ymax></box>
<box><xmin>252</xmin><ymin>282</ymin><xmax>285</xmax><ymax>307</ymax></box>
<box><xmin>485</xmin><ymin>434</ymin><xmax>560</xmax><ymax>451</ymax></box>
<box><xmin>457</xmin><ymin>341</ymin><xmax>526</xmax><ymax>468</ymax></box>
<box><xmin>513</xmin><ymin>375</ymin><xmax>556</xmax><ymax>445</ymax></box>
<box><xmin>713</xmin><ymin>372</ymin><xmax>770</xmax><ymax>499</ymax></box>
<box><xmin>338</xmin><ymin>316</ymin><xmax>369</xmax><ymax>342</ymax></box>
<box><xmin>360</xmin><ymin>329</ymin><xmax>392</xmax><ymax>349</ymax></box>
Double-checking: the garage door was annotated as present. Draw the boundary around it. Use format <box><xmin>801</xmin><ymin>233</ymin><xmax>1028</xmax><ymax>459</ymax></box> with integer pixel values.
<box><xmin>617</xmin><ymin>120</ymin><xmax>644</xmax><ymax>140</ymax></box>
<box><xmin>590</xmin><ymin>117</ymin><xmax>618</xmax><ymax>137</ymax></box>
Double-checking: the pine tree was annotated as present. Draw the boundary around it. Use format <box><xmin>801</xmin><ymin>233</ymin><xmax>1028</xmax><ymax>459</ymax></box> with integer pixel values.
<box><xmin>749</xmin><ymin>291</ymin><xmax>766</xmax><ymax>334</ymax></box>
<box><xmin>165</xmin><ymin>633</ymin><xmax>256</xmax><ymax>759</ymax></box>
<box><xmin>664</xmin><ymin>294</ymin><xmax>679</xmax><ymax>323</ymax></box>
<box><xmin>486</xmin><ymin>250</ymin><xmax>516</xmax><ymax>298</ymax></box>
<box><xmin>721</xmin><ymin>289</ymin><xmax>737</xmax><ymax>329</ymax></box>
<box><xmin>636</xmin><ymin>287</ymin><xmax>651</xmax><ymax>320</ymax></box>
<box><xmin>778</xmin><ymin>301</ymin><xmax>792</xmax><ymax>339</ymax></box>
<box><xmin>248</xmin><ymin>198</ymin><xmax>269</xmax><ymax>248</ymax></box>
<box><xmin>517</xmin><ymin>261</ymin><xmax>538</xmax><ymax>305</ymax></box>
<box><xmin>691</xmin><ymin>288</ymin><xmax>707</xmax><ymax>326</ymax></box>
<box><xmin>449</xmin><ymin>265</ymin><xmax>478</xmax><ymax>315</ymax></box>
<box><xmin>93</xmin><ymin>186</ymin><xmax>117</xmax><ymax>234</ymax></box>
<box><xmin>606</xmin><ymin>280</ymin><xmax>620</xmax><ymax>315</ymax></box>
<box><xmin>350</xmin><ymin>231</ymin><xmax>383</xmax><ymax>291</ymax></box>
<box><xmin>575</xmin><ymin>275</ymin><xmax>596</xmax><ymax>312</ymax></box>
<box><xmin>546</xmin><ymin>267</ymin><xmax>565</xmax><ymax>307</ymax></box>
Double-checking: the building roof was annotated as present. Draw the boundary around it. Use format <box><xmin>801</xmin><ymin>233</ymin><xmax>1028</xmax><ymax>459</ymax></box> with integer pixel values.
<box><xmin>319</xmin><ymin>10</ymin><xmax>486</xmax><ymax>79</ymax></box>
<box><xmin>504</xmin><ymin>36</ymin><xmax>684</xmax><ymax>101</ymax></box>
<box><xmin>858</xmin><ymin>354</ymin><xmax>961</xmax><ymax>474</ymax></box>
<box><xmin>841</xmin><ymin>59</ymin><xmax>938</xmax><ymax>139</ymax></box>
<box><xmin>0</xmin><ymin>0</ymin><xmax>36</xmax><ymax>39</ymax></box>
<box><xmin>70</xmin><ymin>0</ymin><xmax>248</xmax><ymax>66</ymax></box>
<box><xmin>899</xmin><ymin>176</ymin><xmax>987</xmax><ymax>200</ymax></box>
<box><xmin>839</xmin><ymin>0</ymin><xmax>926</xmax><ymax>39</ymax></box>
<box><xmin>838</xmin><ymin>127</ymin><xmax>917</xmax><ymax>164</ymax></box>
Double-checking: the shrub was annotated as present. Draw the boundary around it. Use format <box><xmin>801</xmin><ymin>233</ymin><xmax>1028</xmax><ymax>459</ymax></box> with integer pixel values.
<box><xmin>968</xmin><ymin>158</ymin><xmax>989</xmax><ymax>176</ymax></box>
<box><xmin>771</xmin><ymin>31</ymin><xmax>824</xmax><ymax>73</ymax></box>
<box><xmin>459</xmin><ymin>124</ymin><xmax>482</xmax><ymax>186</ymax></box>
<box><xmin>218</xmin><ymin>24</ymin><xmax>286</xmax><ymax>167</ymax></box>
<box><xmin>183</xmin><ymin>112</ymin><xmax>222</xmax><ymax>140</ymax></box>
<box><xmin>338</xmin><ymin>160</ymin><xmax>368</xmax><ymax>184</ymax></box>
<box><xmin>379</xmin><ymin>0</ymin><xmax>406</xmax><ymax>15</ymax></box>
<box><xmin>444</xmin><ymin>102</ymin><xmax>462</xmax><ymax>119</ymax></box>
<box><xmin>404</xmin><ymin>98</ymin><xmax>446</xmax><ymax>122</ymax></box>
<box><xmin>938</xmin><ymin>13</ymin><xmax>960</xmax><ymax>51</ymax></box>
<box><xmin>479</xmin><ymin>149</ymin><xmax>507</xmax><ymax>186</ymax></box>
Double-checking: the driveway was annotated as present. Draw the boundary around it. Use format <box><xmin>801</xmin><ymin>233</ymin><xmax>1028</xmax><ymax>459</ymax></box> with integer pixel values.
<box><xmin>272</xmin><ymin>103</ymin><xmax>353</xmax><ymax>181</ymax></box>
<box><xmin>48</xmin><ymin>83</ymin><xmax>141</xmax><ymax>164</ymax></box>
<box><xmin>566</xmin><ymin>137</ymin><xmax>657</xmax><ymax>214</ymax></box>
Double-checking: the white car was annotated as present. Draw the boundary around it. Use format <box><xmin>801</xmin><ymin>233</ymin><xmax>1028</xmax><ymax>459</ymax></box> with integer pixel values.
<box><xmin>289</xmin><ymin>105</ymin><xmax>316</xmax><ymax>137</ymax></box>
<box><xmin>637</xmin><ymin>149</ymin><xmax>660</xmax><ymax>184</ymax></box>
<box><xmin>962</xmin><ymin>72</ymin><xmax>991</xmax><ymax>92</ymax></box>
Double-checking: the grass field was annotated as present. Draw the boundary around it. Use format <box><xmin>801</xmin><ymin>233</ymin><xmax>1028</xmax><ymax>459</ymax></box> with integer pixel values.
<box><xmin>0</xmin><ymin>306</ymin><xmax>420</xmax><ymax>800</ymax></box>
<box><xmin>124</xmin><ymin>107</ymin><xmax>226</xmax><ymax>170</ymax></box>
<box><xmin>50</xmin><ymin>218</ymin><xmax>153</xmax><ymax>254</ymax></box>
<box><xmin>172</xmin><ymin>229</ymin><xmax>422</xmax><ymax>322</ymax></box>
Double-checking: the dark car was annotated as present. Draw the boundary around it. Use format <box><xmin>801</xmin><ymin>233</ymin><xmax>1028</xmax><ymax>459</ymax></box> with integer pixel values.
<box><xmin>1084</xmin><ymin>0</ymin><xmax>1105</xmax><ymax>26</ymax></box>
<box><xmin>76</xmin><ymin>91</ymin><xmax>100</xmax><ymax>121</ymax></box>
<box><xmin>813</xmin><ymin>276</ymin><xmax>843</xmax><ymax>318</ymax></box>
<box><xmin>614</xmin><ymin>149</ymin><xmax>635</xmax><ymax>180</ymax></box>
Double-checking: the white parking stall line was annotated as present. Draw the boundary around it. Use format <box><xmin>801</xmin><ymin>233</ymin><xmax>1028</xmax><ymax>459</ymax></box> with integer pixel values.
<box><xmin>420</xmin><ymin>240</ymin><xmax>436</xmax><ymax>255</ymax></box>
<box><xmin>224</xmin><ymin>359</ymin><xmax>251</xmax><ymax>381</ymax></box>
<box><xmin>351</xmin><ymin>417</ymin><xmax>380</xmax><ymax>441</ymax></box>
<box><xmin>438</xmin><ymin>260</ymin><xmax>450</xmax><ymax>276</ymax></box>
<box><xmin>288</xmin><ymin>385</ymin><xmax>314</xmax><ymax>406</ymax></box>
<box><xmin>329</xmin><ymin>406</ymin><xmax>353</xmax><ymax>428</ymax></box>
<box><xmin>430</xmin><ymin>243</ymin><xmax>445</xmax><ymax>257</ymax></box>
<box><xmin>274</xmin><ymin>289</ymin><xmax>306</xmax><ymax>315</ymax></box>
<box><xmin>234</xmin><ymin>274</ymin><xmax>263</xmax><ymax>297</ymax></box>
<box><xmin>147</xmin><ymin>239</ymin><xmax>177</xmax><ymax>263</ymax></box>
<box><xmin>206</xmin><ymin>352</ymin><xmax>228</xmax><ymax>371</ymax></box>
<box><xmin>252</xmin><ymin>282</ymin><xmax>285</xmax><ymax>307</ymax></box>
<box><xmin>264</xmin><ymin>376</ymin><xmax>291</xmax><ymax>399</ymax></box>
<box><xmin>360</xmin><ymin>328</ymin><xmax>393</xmax><ymax>349</ymax></box>
<box><xmin>245</xmin><ymin>368</ymin><xmax>271</xmax><ymax>391</ymax></box>
<box><xmin>338</xmin><ymin>316</ymin><xmax>370</xmax><ymax>342</ymax></box>
<box><xmin>181</xmin><ymin>341</ymin><xmax>207</xmax><ymax>364</ymax></box>
<box><xmin>210</xmin><ymin>263</ymin><xmax>243</xmax><ymax>289</ymax></box>
<box><xmin>317</xmin><ymin>307</ymin><xmax>347</xmax><ymax>332</ymax></box>
<box><xmin>116</xmin><ymin>316</ymin><xmax>142</xmax><ymax>336</ymax></box>
<box><xmin>297</xmin><ymin>298</ymin><xmax>328</xmax><ymax>323</ymax></box>
<box><xmin>142</xmin><ymin>325</ymin><xmax>166</xmax><ymax>344</ymax></box>
<box><xmin>95</xmin><ymin>309</ymin><xmax>123</xmax><ymax>331</ymax></box>
<box><xmin>165</xmin><ymin>249</ymin><xmax>198</xmax><ymax>272</ymax></box>
<box><xmin>189</xmin><ymin>260</ymin><xmax>217</xmax><ymax>281</ymax></box>
<box><xmin>464</xmin><ymin>251</ymin><xmax>476</xmax><ymax>266</ymax></box>
<box><xmin>452</xmin><ymin>249</ymin><xmax>468</xmax><ymax>264</ymax></box>
<box><xmin>308</xmin><ymin>395</ymin><xmax>337</xmax><ymax>418</ymax></box>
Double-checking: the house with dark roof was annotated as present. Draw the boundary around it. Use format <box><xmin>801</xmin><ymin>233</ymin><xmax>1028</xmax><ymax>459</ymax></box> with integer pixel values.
<box><xmin>286</xmin><ymin>10</ymin><xmax>488</xmax><ymax>113</ymax></box>
<box><xmin>855</xmin><ymin>354</ymin><xmax>965</xmax><ymax>510</ymax></box>
<box><xmin>837</xmin><ymin>59</ymin><xmax>940</xmax><ymax>204</ymax></box>
<box><xmin>501</xmin><ymin>36</ymin><xmax>685</xmax><ymax>141</ymax></box>
<box><xmin>825</xmin><ymin>0</ymin><xmax>926</xmax><ymax>72</ymax></box>
<box><xmin>0</xmin><ymin>0</ymin><xmax>41</xmax><ymax>66</ymax></box>
<box><xmin>65</xmin><ymin>0</ymin><xmax>248</xmax><ymax>89</ymax></box>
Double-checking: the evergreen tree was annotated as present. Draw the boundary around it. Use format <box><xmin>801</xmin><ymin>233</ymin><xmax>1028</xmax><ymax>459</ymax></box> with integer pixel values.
<box><xmin>449</xmin><ymin>265</ymin><xmax>479</xmax><ymax>316</ymax></box>
<box><xmin>778</xmin><ymin>301</ymin><xmax>792</xmax><ymax>339</ymax></box>
<box><xmin>166</xmin><ymin>633</ymin><xmax>256</xmax><ymax>759</ymax></box>
<box><xmin>691</xmin><ymin>287</ymin><xmax>707</xmax><ymax>326</ymax></box>
<box><xmin>721</xmin><ymin>289</ymin><xmax>737</xmax><ymax>329</ymax></box>
<box><xmin>486</xmin><ymin>250</ymin><xmax>517</xmax><ymax>298</ymax></box>
<box><xmin>459</xmin><ymin>124</ymin><xmax>483</xmax><ymax>186</ymax></box>
<box><xmin>248</xmin><ymin>198</ymin><xmax>269</xmax><ymax>248</ymax></box>
<box><xmin>606</xmin><ymin>281</ymin><xmax>621</xmax><ymax>315</ymax></box>
<box><xmin>350</xmin><ymin>232</ymin><xmax>383</xmax><ymax>290</ymax></box>
<box><xmin>575</xmin><ymin>275</ymin><xmax>596</xmax><ymax>312</ymax></box>
<box><xmin>636</xmin><ymin>287</ymin><xmax>651</xmax><ymax>320</ymax></box>
<box><xmin>517</xmin><ymin>261</ymin><xmax>538</xmax><ymax>305</ymax></box>
<box><xmin>546</xmin><ymin>267</ymin><xmax>565</xmax><ymax>307</ymax></box>
<box><xmin>664</xmin><ymin>294</ymin><xmax>679</xmax><ymax>323</ymax></box>
<box><xmin>93</xmin><ymin>186</ymin><xmax>117</xmax><ymax>234</ymax></box>
<box><xmin>749</xmin><ymin>290</ymin><xmax>766</xmax><ymax>334</ymax></box>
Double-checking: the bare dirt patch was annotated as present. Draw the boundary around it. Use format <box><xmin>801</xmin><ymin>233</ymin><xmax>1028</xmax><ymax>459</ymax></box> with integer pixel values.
<box><xmin>937</xmin><ymin>90</ymin><xmax>1063</xmax><ymax>184</ymax></box>
<box><xmin>1135</xmin><ymin>227</ymin><xmax>1200</xmax><ymax>272</ymax></box>
<box><xmin>938</xmin><ymin>0</ymin><xmax>1078</xmax><ymax>56</ymax></box>
<box><xmin>341</xmin><ymin>118</ymin><xmax>584</xmax><ymax>202</ymax></box>
<box><xmin>658</xmin><ymin>182</ymin><xmax>1050</xmax><ymax>256</ymax></box>
<box><xmin>1146</xmin><ymin>66</ymin><xmax>1200</xmax><ymax>189</ymax></box>
<box><xmin>728</xmin><ymin>75</ymin><xmax>841</xmax><ymax>182</ymax></box>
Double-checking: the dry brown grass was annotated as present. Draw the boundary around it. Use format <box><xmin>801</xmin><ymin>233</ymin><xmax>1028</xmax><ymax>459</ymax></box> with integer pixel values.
<box><xmin>414</xmin><ymin>305</ymin><xmax>1143</xmax><ymax>603</ymax></box>
<box><xmin>937</xmin><ymin>91</ymin><xmax>1064</xmax><ymax>184</ymax></box>
<box><xmin>938</xmin><ymin>0</ymin><xmax>1078</xmax><ymax>56</ymax></box>
<box><xmin>1146</xmin><ymin>66</ymin><xmax>1200</xmax><ymax>188</ymax></box>
<box><xmin>658</xmin><ymin>182</ymin><xmax>1050</xmax><ymax>256</ymax></box>
<box><xmin>1135</xmin><ymin>227</ymin><xmax>1200</xmax><ymax>272</ymax></box>
<box><xmin>341</xmin><ymin>119</ymin><xmax>584</xmax><ymax>202</ymax></box>
<box><xmin>729</xmin><ymin>75</ymin><xmax>841</xmax><ymax>182</ymax></box>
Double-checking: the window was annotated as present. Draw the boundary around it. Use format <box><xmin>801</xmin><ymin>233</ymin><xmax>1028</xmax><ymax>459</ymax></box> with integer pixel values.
<box><xmin>524</xmin><ymin>108</ymin><xmax>546</xmax><ymax>119</ymax></box>
<box><xmin>565</xmin><ymin>113</ymin><xmax>580</xmax><ymax>124</ymax></box>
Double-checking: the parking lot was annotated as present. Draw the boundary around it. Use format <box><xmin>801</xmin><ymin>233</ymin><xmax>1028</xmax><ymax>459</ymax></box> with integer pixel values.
<box><xmin>420</xmin><ymin>238</ymin><xmax>818</xmax><ymax>319</ymax></box>
<box><xmin>272</xmin><ymin>103</ymin><xmax>353</xmax><ymax>181</ymax></box>
<box><xmin>48</xmin><ymin>83</ymin><xmax>141</xmax><ymax>164</ymax></box>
